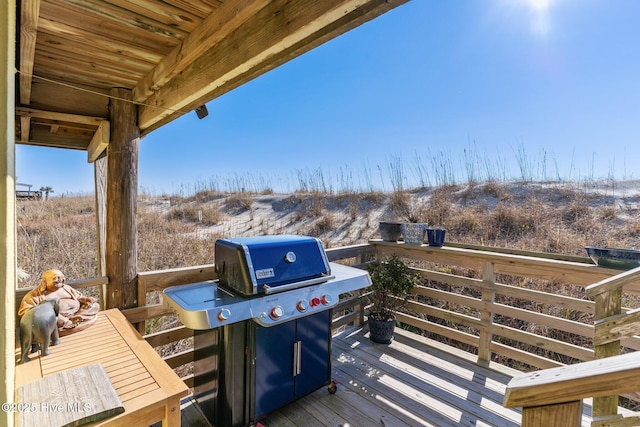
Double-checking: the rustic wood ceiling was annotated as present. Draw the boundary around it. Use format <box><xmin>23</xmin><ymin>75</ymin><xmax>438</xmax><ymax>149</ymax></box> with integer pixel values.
<box><xmin>15</xmin><ymin>0</ymin><xmax>408</xmax><ymax>161</ymax></box>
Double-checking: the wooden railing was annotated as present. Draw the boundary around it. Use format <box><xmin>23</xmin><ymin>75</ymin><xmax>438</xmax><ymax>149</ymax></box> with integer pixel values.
<box><xmin>16</xmin><ymin>241</ymin><xmax>640</xmax><ymax>425</ymax></box>
<box><xmin>369</xmin><ymin>240</ymin><xmax>639</xmax><ymax>368</ymax></box>
<box><xmin>503</xmin><ymin>350</ymin><xmax>640</xmax><ymax>427</ymax></box>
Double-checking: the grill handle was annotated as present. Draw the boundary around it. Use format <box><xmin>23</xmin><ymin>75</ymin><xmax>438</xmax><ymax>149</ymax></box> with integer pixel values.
<box><xmin>293</xmin><ymin>340</ymin><xmax>302</xmax><ymax>376</ymax></box>
<box><xmin>262</xmin><ymin>275</ymin><xmax>335</xmax><ymax>295</ymax></box>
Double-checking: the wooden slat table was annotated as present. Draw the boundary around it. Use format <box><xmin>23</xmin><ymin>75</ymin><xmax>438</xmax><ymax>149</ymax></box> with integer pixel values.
<box><xmin>15</xmin><ymin>309</ymin><xmax>189</xmax><ymax>426</ymax></box>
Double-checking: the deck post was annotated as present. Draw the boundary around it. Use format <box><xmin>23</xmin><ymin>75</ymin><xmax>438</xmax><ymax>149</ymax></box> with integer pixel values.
<box><xmin>94</xmin><ymin>153</ymin><xmax>107</xmax><ymax>309</ymax></box>
<box><xmin>521</xmin><ymin>401</ymin><xmax>582</xmax><ymax>427</ymax></box>
<box><xmin>592</xmin><ymin>288</ymin><xmax>622</xmax><ymax>417</ymax></box>
<box><xmin>0</xmin><ymin>0</ymin><xmax>16</xmax><ymax>424</ymax></box>
<box><xmin>478</xmin><ymin>262</ymin><xmax>495</xmax><ymax>362</ymax></box>
<box><xmin>105</xmin><ymin>88</ymin><xmax>139</xmax><ymax>309</ymax></box>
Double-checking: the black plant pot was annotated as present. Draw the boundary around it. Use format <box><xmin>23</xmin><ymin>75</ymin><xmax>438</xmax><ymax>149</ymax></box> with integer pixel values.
<box><xmin>378</xmin><ymin>221</ymin><xmax>402</xmax><ymax>242</ymax></box>
<box><xmin>368</xmin><ymin>315</ymin><xmax>396</xmax><ymax>344</ymax></box>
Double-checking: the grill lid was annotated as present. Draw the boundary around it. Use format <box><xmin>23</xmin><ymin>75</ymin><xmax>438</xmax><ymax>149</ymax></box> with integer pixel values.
<box><xmin>215</xmin><ymin>235</ymin><xmax>331</xmax><ymax>296</ymax></box>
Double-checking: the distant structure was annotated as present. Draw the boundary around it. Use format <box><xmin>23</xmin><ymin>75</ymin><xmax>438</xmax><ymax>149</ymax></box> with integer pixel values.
<box><xmin>16</xmin><ymin>182</ymin><xmax>42</xmax><ymax>200</ymax></box>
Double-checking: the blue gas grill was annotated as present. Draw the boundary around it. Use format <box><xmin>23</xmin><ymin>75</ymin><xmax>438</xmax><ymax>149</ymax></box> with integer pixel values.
<box><xmin>163</xmin><ymin>235</ymin><xmax>371</xmax><ymax>427</ymax></box>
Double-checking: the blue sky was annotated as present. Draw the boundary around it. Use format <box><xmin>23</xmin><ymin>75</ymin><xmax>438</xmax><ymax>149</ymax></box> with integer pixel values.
<box><xmin>16</xmin><ymin>0</ymin><xmax>640</xmax><ymax>195</ymax></box>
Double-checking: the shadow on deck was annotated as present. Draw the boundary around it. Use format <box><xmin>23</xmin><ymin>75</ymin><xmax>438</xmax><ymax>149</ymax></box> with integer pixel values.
<box><xmin>179</xmin><ymin>327</ymin><xmax>595</xmax><ymax>427</ymax></box>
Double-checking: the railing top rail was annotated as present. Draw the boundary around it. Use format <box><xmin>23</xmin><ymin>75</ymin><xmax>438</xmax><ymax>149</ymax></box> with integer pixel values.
<box><xmin>504</xmin><ymin>350</ymin><xmax>640</xmax><ymax>408</ymax></box>
<box><xmin>585</xmin><ymin>265</ymin><xmax>640</xmax><ymax>298</ymax></box>
<box><xmin>15</xmin><ymin>276</ymin><xmax>108</xmax><ymax>297</ymax></box>
<box><xmin>371</xmin><ymin>240</ymin><xmax>617</xmax><ymax>286</ymax></box>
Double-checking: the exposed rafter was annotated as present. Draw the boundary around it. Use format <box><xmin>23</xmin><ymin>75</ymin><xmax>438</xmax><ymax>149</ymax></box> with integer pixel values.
<box><xmin>15</xmin><ymin>107</ymin><xmax>105</xmax><ymax>150</ymax></box>
<box><xmin>138</xmin><ymin>0</ymin><xmax>408</xmax><ymax>133</ymax></box>
<box><xmin>133</xmin><ymin>0</ymin><xmax>271</xmax><ymax>103</ymax></box>
<box><xmin>19</xmin><ymin>0</ymin><xmax>40</xmax><ymax>104</ymax></box>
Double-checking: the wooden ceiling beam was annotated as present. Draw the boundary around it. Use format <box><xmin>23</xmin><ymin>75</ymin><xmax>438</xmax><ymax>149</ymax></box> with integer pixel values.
<box><xmin>87</xmin><ymin>120</ymin><xmax>110</xmax><ymax>163</ymax></box>
<box><xmin>132</xmin><ymin>0</ymin><xmax>270</xmax><ymax>103</ymax></box>
<box><xmin>20</xmin><ymin>117</ymin><xmax>30</xmax><ymax>142</ymax></box>
<box><xmin>21</xmin><ymin>127</ymin><xmax>93</xmax><ymax>150</ymax></box>
<box><xmin>138</xmin><ymin>0</ymin><xmax>408</xmax><ymax>133</ymax></box>
<box><xmin>16</xmin><ymin>107</ymin><xmax>104</xmax><ymax>127</ymax></box>
<box><xmin>19</xmin><ymin>0</ymin><xmax>41</xmax><ymax>105</ymax></box>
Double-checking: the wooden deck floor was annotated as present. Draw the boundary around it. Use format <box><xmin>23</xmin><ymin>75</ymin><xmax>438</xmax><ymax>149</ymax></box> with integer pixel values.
<box><xmin>182</xmin><ymin>327</ymin><xmax>596</xmax><ymax>427</ymax></box>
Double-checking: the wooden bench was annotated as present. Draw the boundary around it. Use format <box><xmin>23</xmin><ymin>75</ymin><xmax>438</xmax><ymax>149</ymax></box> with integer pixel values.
<box><xmin>15</xmin><ymin>309</ymin><xmax>189</xmax><ymax>426</ymax></box>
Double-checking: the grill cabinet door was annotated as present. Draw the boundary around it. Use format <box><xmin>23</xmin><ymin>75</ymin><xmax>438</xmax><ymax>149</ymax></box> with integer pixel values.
<box><xmin>255</xmin><ymin>320</ymin><xmax>296</xmax><ymax>417</ymax></box>
<box><xmin>254</xmin><ymin>310</ymin><xmax>331</xmax><ymax>418</ymax></box>
<box><xmin>294</xmin><ymin>310</ymin><xmax>331</xmax><ymax>397</ymax></box>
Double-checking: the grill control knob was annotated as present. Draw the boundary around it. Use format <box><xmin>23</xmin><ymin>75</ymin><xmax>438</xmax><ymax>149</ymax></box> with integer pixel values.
<box><xmin>285</xmin><ymin>251</ymin><xmax>297</xmax><ymax>263</ymax></box>
<box><xmin>218</xmin><ymin>308</ymin><xmax>231</xmax><ymax>322</ymax></box>
<box><xmin>321</xmin><ymin>295</ymin><xmax>332</xmax><ymax>306</ymax></box>
<box><xmin>310</xmin><ymin>297</ymin><xmax>321</xmax><ymax>307</ymax></box>
<box><xmin>297</xmin><ymin>300</ymin><xmax>309</xmax><ymax>312</ymax></box>
<box><xmin>270</xmin><ymin>306</ymin><xmax>284</xmax><ymax>320</ymax></box>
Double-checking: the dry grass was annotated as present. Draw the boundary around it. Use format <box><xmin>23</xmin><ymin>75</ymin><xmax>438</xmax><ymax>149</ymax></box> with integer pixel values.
<box><xmin>17</xmin><ymin>181</ymin><xmax>640</xmax><ymax>281</ymax></box>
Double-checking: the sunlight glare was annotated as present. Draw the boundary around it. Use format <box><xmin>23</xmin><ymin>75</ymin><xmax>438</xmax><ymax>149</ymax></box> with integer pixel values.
<box><xmin>527</xmin><ymin>0</ymin><xmax>551</xmax><ymax>12</ymax></box>
<box><xmin>523</xmin><ymin>0</ymin><xmax>553</xmax><ymax>37</ymax></box>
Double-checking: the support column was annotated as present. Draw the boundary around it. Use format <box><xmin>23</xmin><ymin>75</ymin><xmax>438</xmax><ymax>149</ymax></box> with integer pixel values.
<box><xmin>1</xmin><ymin>1</ymin><xmax>16</xmax><ymax>425</ymax></box>
<box><xmin>592</xmin><ymin>288</ymin><xmax>622</xmax><ymax>417</ymax></box>
<box><xmin>94</xmin><ymin>153</ymin><xmax>107</xmax><ymax>308</ymax></box>
<box><xmin>106</xmin><ymin>88</ymin><xmax>139</xmax><ymax>309</ymax></box>
<box><xmin>478</xmin><ymin>262</ymin><xmax>495</xmax><ymax>363</ymax></box>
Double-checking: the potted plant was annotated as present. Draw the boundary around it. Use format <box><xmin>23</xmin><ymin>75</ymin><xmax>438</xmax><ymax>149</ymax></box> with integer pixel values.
<box><xmin>365</xmin><ymin>255</ymin><xmax>419</xmax><ymax>344</ymax></box>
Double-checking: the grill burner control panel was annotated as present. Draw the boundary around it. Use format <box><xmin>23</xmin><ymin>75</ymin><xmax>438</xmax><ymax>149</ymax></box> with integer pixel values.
<box><xmin>164</xmin><ymin>263</ymin><xmax>371</xmax><ymax>329</ymax></box>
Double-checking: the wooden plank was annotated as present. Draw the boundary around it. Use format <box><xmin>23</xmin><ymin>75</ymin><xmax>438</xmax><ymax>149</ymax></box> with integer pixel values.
<box><xmin>504</xmin><ymin>350</ymin><xmax>640</xmax><ymax>408</ymax></box>
<box><xmin>442</xmin><ymin>241</ymin><xmax>593</xmax><ymax>264</ymax></box>
<box><xmin>25</xmin><ymin>126</ymin><xmax>92</xmax><ymax>149</ymax></box>
<box><xmin>16</xmin><ymin>107</ymin><xmax>105</xmax><ymax>127</ymax></box>
<box><xmin>137</xmin><ymin>264</ymin><xmax>216</xmax><ymax>291</ymax></box>
<box><xmin>595</xmin><ymin>309</ymin><xmax>640</xmax><ymax>346</ymax></box>
<box><xmin>333</xmin><ymin>331</ymin><xmax>520</xmax><ymax>426</ymax></box>
<box><xmin>19</xmin><ymin>0</ymin><xmax>40</xmax><ymax>104</ymax></box>
<box><xmin>414</xmin><ymin>266</ymin><xmax>596</xmax><ymax>314</ymax></box>
<box><xmin>374</xmin><ymin>242</ymin><xmax>617</xmax><ymax>286</ymax></box>
<box><xmin>87</xmin><ymin>120</ymin><xmax>109</xmax><ymax>162</ymax></box>
<box><xmin>403</xmin><ymin>299</ymin><xmax>592</xmax><ymax>363</ymax></box>
<box><xmin>479</xmin><ymin>262</ymin><xmax>495</xmax><ymax>362</ymax></box>
<box><xmin>162</xmin><ymin>349</ymin><xmax>193</xmax><ymax>369</ymax></box>
<box><xmin>125</xmin><ymin>304</ymin><xmax>171</xmax><ymax>327</ymax></box>
<box><xmin>143</xmin><ymin>325</ymin><xmax>193</xmax><ymax>348</ymax></box>
<box><xmin>133</xmin><ymin>0</ymin><xmax>270</xmax><ymax>102</ymax></box>
<box><xmin>592</xmin><ymin>412</ymin><xmax>640</xmax><ymax>427</ymax></box>
<box><xmin>335</xmin><ymin>331</ymin><xmax>510</xmax><ymax>403</ymax></box>
<box><xmin>586</xmin><ymin>266</ymin><xmax>640</xmax><ymax>297</ymax></box>
<box><xmin>332</xmin><ymin>356</ymin><xmax>450</xmax><ymax>426</ymax></box>
<box><xmin>395</xmin><ymin>312</ymin><xmax>480</xmax><ymax>348</ymax></box>
<box><xmin>489</xmin><ymin>341</ymin><xmax>564</xmax><ymax>370</ymax></box>
<box><xmin>326</xmin><ymin>242</ymin><xmax>374</xmax><ymax>262</ymax></box>
<box><xmin>138</xmin><ymin>0</ymin><xmax>409</xmax><ymax>132</ymax></box>
<box><xmin>415</xmin><ymin>285</ymin><xmax>593</xmax><ymax>338</ymax></box>
<box><xmin>37</xmin><ymin>16</ymin><xmax>164</xmax><ymax>64</ymax></box>
<box><xmin>42</xmin><ymin>0</ymin><xmax>186</xmax><ymax>46</ymax></box>
<box><xmin>491</xmin><ymin>322</ymin><xmax>594</xmax><ymax>362</ymax></box>
<box><xmin>95</xmin><ymin>0</ymin><xmax>202</xmax><ymax>32</ymax></box>
<box><xmin>19</xmin><ymin>116</ymin><xmax>29</xmax><ymax>142</ymax></box>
